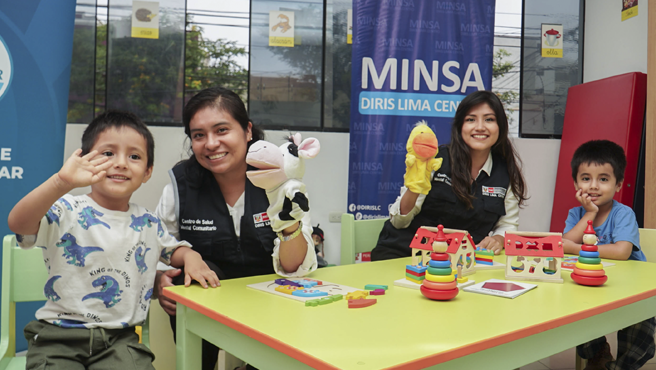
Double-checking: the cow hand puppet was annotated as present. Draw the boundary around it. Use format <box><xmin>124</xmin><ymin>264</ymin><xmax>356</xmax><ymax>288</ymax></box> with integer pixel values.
<box><xmin>404</xmin><ymin>121</ymin><xmax>442</xmax><ymax>195</ymax></box>
<box><xmin>246</xmin><ymin>133</ymin><xmax>321</xmax><ymax>232</ymax></box>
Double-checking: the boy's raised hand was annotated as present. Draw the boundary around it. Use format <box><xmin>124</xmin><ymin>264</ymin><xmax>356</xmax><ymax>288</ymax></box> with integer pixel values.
<box><xmin>57</xmin><ymin>149</ymin><xmax>112</xmax><ymax>189</ymax></box>
<box><xmin>575</xmin><ymin>189</ymin><xmax>599</xmax><ymax>214</ymax></box>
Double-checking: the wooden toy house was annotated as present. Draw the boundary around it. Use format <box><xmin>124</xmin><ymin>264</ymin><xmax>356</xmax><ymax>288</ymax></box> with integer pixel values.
<box><xmin>504</xmin><ymin>231</ymin><xmax>564</xmax><ymax>283</ymax></box>
<box><xmin>409</xmin><ymin>226</ymin><xmax>477</xmax><ymax>277</ymax></box>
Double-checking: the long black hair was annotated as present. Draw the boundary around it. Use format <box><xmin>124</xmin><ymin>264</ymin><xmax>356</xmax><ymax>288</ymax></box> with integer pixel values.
<box><xmin>448</xmin><ymin>90</ymin><xmax>527</xmax><ymax>208</ymax></box>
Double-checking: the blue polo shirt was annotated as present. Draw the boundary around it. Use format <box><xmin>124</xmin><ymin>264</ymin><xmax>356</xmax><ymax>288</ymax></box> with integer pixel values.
<box><xmin>564</xmin><ymin>200</ymin><xmax>645</xmax><ymax>261</ymax></box>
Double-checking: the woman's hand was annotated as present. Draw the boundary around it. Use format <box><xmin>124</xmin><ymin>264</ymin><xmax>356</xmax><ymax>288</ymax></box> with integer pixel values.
<box><xmin>155</xmin><ymin>269</ymin><xmax>181</xmax><ymax>316</ymax></box>
<box><xmin>477</xmin><ymin>235</ymin><xmax>504</xmax><ymax>255</ymax></box>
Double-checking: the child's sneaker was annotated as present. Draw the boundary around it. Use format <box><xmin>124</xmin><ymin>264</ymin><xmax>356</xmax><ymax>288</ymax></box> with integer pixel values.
<box><xmin>584</xmin><ymin>342</ymin><xmax>613</xmax><ymax>370</ymax></box>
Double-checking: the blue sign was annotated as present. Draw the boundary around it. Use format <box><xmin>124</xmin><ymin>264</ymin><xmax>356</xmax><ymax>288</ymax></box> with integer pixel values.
<box><xmin>348</xmin><ymin>0</ymin><xmax>496</xmax><ymax>220</ymax></box>
<box><xmin>0</xmin><ymin>0</ymin><xmax>77</xmax><ymax>351</ymax></box>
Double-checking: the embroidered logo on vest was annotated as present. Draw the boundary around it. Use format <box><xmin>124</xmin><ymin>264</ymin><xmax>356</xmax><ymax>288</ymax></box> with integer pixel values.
<box><xmin>482</xmin><ymin>186</ymin><xmax>506</xmax><ymax>198</ymax></box>
<box><xmin>253</xmin><ymin>212</ymin><xmax>270</xmax><ymax>228</ymax></box>
<box><xmin>433</xmin><ymin>172</ymin><xmax>452</xmax><ymax>186</ymax></box>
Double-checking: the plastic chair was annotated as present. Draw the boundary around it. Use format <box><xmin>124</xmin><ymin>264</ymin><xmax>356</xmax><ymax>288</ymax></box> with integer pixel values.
<box><xmin>638</xmin><ymin>228</ymin><xmax>656</xmax><ymax>262</ymax></box>
<box><xmin>340</xmin><ymin>213</ymin><xmax>388</xmax><ymax>265</ymax></box>
<box><xmin>0</xmin><ymin>235</ymin><xmax>149</xmax><ymax>369</ymax></box>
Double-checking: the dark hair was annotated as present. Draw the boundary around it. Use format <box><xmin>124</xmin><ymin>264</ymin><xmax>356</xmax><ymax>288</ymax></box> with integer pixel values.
<box><xmin>571</xmin><ymin>140</ymin><xmax>626</xmax><ymax>182</ymax></box>
<box><xmin>448</xmin><ymin>90</ymin><xmax>527</xmax><ymax>208</ymax></box>
<box><xmin>81</xmin><ymin>110</ymin><xmax>154</xmax><ymax>168</ymax></box>
<box><xmin>312</xmin><ymin>224</ymin><xmax>324</xmax><ymax>241</ymax></box>
<box><xmin>182</xmin><ymin>86</ymin><xmax>264</xmax><ymax>145</ymax></box>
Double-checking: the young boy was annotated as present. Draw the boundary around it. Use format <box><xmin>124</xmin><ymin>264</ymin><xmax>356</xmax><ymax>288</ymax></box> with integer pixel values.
<box><xmin>7</xmin><ymin>111</ymin><xmax>219</xmax><ymax>370</ymax></box>
<box><xmin>563</xmin><ymin>140</ymin><xmax>654</xmax><ymax>370</ymax></box>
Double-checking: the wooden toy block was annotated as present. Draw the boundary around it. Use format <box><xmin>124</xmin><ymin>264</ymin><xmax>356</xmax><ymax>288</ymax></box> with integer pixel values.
<box><xmin>275</xmin><ymin>278</ymin><xmax>301</xmax><ymax>287</ymax></box>
<box><xmin>331</xmin><ymin>294</ymin><xmax>343</xmax><ymax>301</ymax></box>
<box><xmin>319</xmin><ymin>297</ymin><xmax>334</xmax><ymax>305</ymax></box>
<box><xmin>505</xmin><ymin>231</ymin><xmax>564</xmax><ymax>283</ymax></box>
<box><xmin>364</xmin><ymin>284</ymin><xmax>388</xmax><ymax>290</ymax></box>
<box><xmin>305</xmin><ymin>299</ymin><xmax>319</xmax><ymax>306</ymax></box>
<box><xmin>405</xmin><ymin>276</ymin><xmax>424</xmax><ymax>284</ymax></box>
<box><xmin>370</xmin><ymin>289</ymin><xmax>385</xmax><ymax>295</ymax></box>
<box><xmin>348</xmin><ymin>299</ymin><xmax>377</xmax><ymax>308</ymax></box>
<box><xmin>275</xmin><ymin>285</ymin><xmax>301</xmax><ymax>294</ymax></box>
<box><xmin>292</xmin><ymin>289</ymin><xmax>329</xmax><ymax>297</ymax></box>
<box><xmin>345</xmin><ymin>291</ymin><xmax>369</xmax><ymax>300</ymax></box>
<box><xmin>406</xmin><ymin>265</ymin><xmax>428</xmax><ymax>274</ymax></box>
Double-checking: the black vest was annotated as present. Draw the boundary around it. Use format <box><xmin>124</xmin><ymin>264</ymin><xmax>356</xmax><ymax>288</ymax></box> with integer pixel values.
<box><xmin>171</xmin><ymin>162</ymin><xmax>277</xmax><ymax>279</ymax></box>
<box><xmin>372</xmin><ymin>148</ymin><xmax>509</xmax><ymax>261</ymax></box>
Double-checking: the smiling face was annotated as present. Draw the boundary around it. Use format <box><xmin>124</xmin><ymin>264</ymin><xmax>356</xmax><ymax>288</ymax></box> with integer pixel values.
<box><xmin>460</xmin><ymin>103</ymin><xmax>499</xmax><ymax>156</ymax></box>
<box><xmin>189</xmin><ymin>106</ymin><xmax>252</xmax><ymax>180</ymax></box>
<box><xmin>574</xmin><ymin>162</ymin><xmax>622</xmax><ymax>211</ymax></box>
<box><xmin>89</xmin><ymin>127</ymin><xmax>152</xmax><ymax>211</ymax></box>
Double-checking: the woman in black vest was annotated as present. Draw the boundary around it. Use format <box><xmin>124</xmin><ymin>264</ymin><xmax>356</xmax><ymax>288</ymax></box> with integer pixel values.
<box><xmin>154</xmin><ymin>87</ymin><xmax>317</xmax><ymax>370</ymax></box>
<box><xmin>372</xmin><ymin>91</ymin><xmax>528</xmax><ymax>261</ymax></box>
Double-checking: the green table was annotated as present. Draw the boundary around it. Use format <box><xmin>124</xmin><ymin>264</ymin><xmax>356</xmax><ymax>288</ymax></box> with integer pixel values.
<box><xmin>163</xmin><ymin>257</ymin><xmax>656</xmax><ymax>369</ymax></box>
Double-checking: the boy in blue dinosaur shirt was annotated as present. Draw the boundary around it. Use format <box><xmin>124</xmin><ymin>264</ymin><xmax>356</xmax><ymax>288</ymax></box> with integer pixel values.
<box><xmin>563</xmin><ymin>140</ymin><xmax>654</xmax><ymax>370</ymax></box>
<box><xmin>7</xmin><ymin>111</ymin><xmax>220</xmax><ymax>370</ymax></box>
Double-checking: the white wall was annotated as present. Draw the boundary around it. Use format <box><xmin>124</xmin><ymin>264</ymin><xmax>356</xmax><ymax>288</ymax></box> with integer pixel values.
<box><xmin>584</xmin><ymin>0</ymin><xmax>648</xmax><ymax>83</ymax></box>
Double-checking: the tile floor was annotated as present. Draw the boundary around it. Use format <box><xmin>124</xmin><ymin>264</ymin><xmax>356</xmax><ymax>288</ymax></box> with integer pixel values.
<box><xmin>520</xmin><ymin>333</ymin><xmax>656</xmax><ymax>370</ymax></box>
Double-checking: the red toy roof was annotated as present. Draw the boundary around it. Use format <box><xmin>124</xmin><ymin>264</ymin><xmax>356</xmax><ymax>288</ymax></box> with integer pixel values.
<box><xmin>504</xmin><ymin>233</ymin><xmax>564</xmax><ymax>257</ymax></box>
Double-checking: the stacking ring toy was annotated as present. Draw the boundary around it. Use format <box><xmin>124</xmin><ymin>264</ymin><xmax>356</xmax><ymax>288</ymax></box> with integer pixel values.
<box><xmin>427</xmin><ymin>266</ymin><xmax>452</xmax><ymax>275</ymax></box>
<box><xmin>422</xmin><ymin>280</ymin><xmax>457</xmax><ymax>290</ymax></box>
<box><xmin>571</xmin><ymin>273</ymin><xmax>607</xmax><ymax>286</ymax></box>
<box><xmin>578</xmin><ymin>256</ymin><xmax>602</xmax><ymax>265</ymax></box>
<box><xmin>579</xmin><ymin>251</ymin><xmax>600</xmax><ymax>258</ymax></box>
<box><xmin>575</xmin><ymin>262</ymin><xmax>603</xmax><ymax>270</ymax></box>
<box><xmin>420</xmin><ymin>286</ymin><xmax>458</xmax><ymax>300</ymax></box>
<box><xmin>429</xmin><ymin>260</ymin><xmax>451</xmax><ymax>268</ymax></box>
<box><xmin>431</xmin><ymin>253</ymin><xmax>449</xmax><ymax>261</ymax></box>
<box><xmin>425</xmin><ymin>273</ymin><xmax>456</xmax><ymax>283</ymax></box>
<box><xmin>572</xmin><ymin>267</ymin><xmax>606</xmax><ymax>277</ymax></box>
<box><xmin>581</xmin><ymin>245</ymin><xmax>598</xmax><ymax>252</ymax></box>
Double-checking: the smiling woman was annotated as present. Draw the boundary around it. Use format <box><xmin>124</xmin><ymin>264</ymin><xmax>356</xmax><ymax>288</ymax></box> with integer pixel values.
<box><xmin>153</xmin><ymin>87</ymin><xmax>317</xmax><ymax>370</ymax></box>
<box><xmin>371</xmin><ymin>90</ymin><xmax>529</xmax><ymax>260</ymax></box>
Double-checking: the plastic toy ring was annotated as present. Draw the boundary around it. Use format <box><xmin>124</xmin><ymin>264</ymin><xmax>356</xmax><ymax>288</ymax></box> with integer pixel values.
<box><xmin>575</xmin><ymin>262</ymin><xmax>604</xmax><ymax>270</ymax></box>
<box><xmin>425</xmin><ymin>273</ymin><xmax>456</xmax><ymax>283</ymax></box>
<box><xmin>578</xmin><ymin>251</ymin><xmax>600</xmax><ymax>258</ymax></box>
<box><xmin>429</xmin><ymin>260</ymin><xmax>451</xmax><ymax>268</ymax></box>
<box><xmin>572</xmin><ymin>267</ymin><xmax>606</xmax><ymax>277</ymax></box>
<box><xmin>581</xmin><ymin>245</ymin><xmax>598</xmax><ymax>252</ymax></box>
<box><xmin>422</xmin><ymin>279</ymin><xmax>457</xmax><ymax>290</ymax></box>
<box><xmin>577</xmin><ymin>256</ymin><xmax>601</xmax><ymax>265</ymax></box>
<box><xmin>431</xmin><ymin>253</ymin><xmax>449</xmax><ymax>261</ymax></box>
<box><xmin>427</xmin><ymin>266</ymin><xmax>452</xmax><ymax>275</ymax></box>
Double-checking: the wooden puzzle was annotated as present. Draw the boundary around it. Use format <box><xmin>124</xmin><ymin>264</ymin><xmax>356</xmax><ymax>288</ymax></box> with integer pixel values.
<box><xmin>504</xmin><ymin>231</ymin><xmax>564</xmax><ymax>283</ymax></box>
<box><xmin>247</xmin><ymin>278</ymin><xmax>361</xmax><ymax>303</ymax></box>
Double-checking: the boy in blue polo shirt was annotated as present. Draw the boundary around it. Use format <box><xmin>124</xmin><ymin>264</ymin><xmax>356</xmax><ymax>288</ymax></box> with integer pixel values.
<box><xmin>563</xmin><ymin>140</ymin><xmax>654</xmax><ymax>370</ymax></box>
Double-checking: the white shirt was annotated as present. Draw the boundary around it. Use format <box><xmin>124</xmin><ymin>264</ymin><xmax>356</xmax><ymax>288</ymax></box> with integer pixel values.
<box><xmin>155</xmin><ymin>184</ymin><xmax>317</xmax><ymax>277</ymax></box>
<box><xmin>389</xmin><ymin>152</ymin><xmax>520</xmax><ymax>238</ymax></box>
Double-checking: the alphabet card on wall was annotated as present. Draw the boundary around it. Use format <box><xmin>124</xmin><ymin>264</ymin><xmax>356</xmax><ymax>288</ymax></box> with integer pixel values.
<box><xmin>247</xmin><ymin>278</ymin><xmax>360</xmax><ymax>303</ymax></box>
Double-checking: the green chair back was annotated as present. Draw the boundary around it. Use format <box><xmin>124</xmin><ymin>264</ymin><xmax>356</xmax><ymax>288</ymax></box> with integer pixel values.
<box><xmin>0</xmin><ymin>235</ymin><xmax>149</xmax><ymax>370</ymax></box>
<box><xmin>340</xmin><ymin>213</ymin><xmax>388</xmax><ymax>265</ymax></box>
<box><xmin>639</xmin><ymin>228</ymin><xmax>656</xmax><ymax>263</ymax></box>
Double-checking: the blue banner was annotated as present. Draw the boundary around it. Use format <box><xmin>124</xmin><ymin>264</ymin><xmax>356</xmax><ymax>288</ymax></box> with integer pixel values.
<box><xmin>0</xmin><ymin>0</ymin><xmax>77</xmax><ymax>350</ymax></box>
<box><xmin>348</xmin><ymin>0</ymin><xmax>496</xmax><ymax>220</ymax></box>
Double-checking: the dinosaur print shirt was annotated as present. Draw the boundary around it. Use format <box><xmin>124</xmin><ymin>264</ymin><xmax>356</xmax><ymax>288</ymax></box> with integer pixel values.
<box><xmin>17</xmin><ymin>194</ymin><xmax>190</xmax><ymax>329</ymax></box>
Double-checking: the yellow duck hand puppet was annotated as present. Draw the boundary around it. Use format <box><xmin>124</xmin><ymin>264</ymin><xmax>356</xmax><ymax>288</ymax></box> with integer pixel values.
<box><xmin>404</xmin><ymin>121</ymin><xmax>443</xmax><ymax>195</ymax></box>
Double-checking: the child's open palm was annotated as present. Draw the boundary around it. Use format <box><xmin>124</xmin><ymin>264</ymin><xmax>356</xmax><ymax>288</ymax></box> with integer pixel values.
<box><xmin>58</xmin><ymin>149</ymin><xmax>112</xmax><ymax>188</ymax></box>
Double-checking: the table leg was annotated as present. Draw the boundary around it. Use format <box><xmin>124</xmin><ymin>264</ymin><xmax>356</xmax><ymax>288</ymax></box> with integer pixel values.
<box><xmin>176</xmin><ymin>303</ymin><xmax>202</xmax><ymax>370</ymax></box>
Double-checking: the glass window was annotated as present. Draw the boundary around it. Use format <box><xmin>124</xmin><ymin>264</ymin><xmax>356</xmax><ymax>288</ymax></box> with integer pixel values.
<box><xmin>519</xmin><ymin>0</ymin><xmax>584</xmax><ymax>137</ymax></box>
<box><xmin>323</xmin><ymin>0</ymin><xmax>350</xmax><ymax>130</ymax></box>
<box><xmin>106</xmin><ymin>0</ymin><xmax>186</xmax><ymax>124</ymax></box>
<box><xmin>249</xmin><ymin>0</ymin><xmax>324</xmax><ymax>128</ymax></box>
<box><xmin>185</xmin><ymin>0</ymin><xmax>250</xmax><ymax>106</ymax></box>
<box><xmin>67</xmin><ymin>0</ymin><xmax>97</xmax><ymax>124</ymax></box>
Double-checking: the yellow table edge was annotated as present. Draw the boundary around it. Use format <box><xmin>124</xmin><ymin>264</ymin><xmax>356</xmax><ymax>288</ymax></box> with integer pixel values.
<box><xmin>164</xmin><ymin>284</ymin><xmax>656</xmax><ymax>369</ymax></box>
